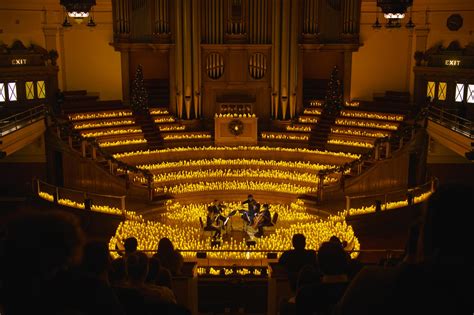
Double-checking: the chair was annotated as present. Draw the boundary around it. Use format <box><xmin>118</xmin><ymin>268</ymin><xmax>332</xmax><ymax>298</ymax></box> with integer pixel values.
<box><xmin>199</xmin><ymin>217</ymin><xmax>213</xmax><ymax>238</ymax></box>
<box><xmin>263</xmin><ymin>212</ymin><xmax>278</xmax><ymax>234</ymax></box>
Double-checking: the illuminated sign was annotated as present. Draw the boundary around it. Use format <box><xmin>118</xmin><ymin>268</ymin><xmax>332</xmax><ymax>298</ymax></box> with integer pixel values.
<box><xmin>11</xmin><ymin>58</ymin><xmax>27</xmax><ymax>65</ymax></box>
<box><xmin>445</xmin><ymin>59</ymin><xmax>461</xmax><ymax>66</ymax></box>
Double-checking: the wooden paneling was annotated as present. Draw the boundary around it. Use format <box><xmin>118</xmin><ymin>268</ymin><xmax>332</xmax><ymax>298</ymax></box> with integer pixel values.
<box><xmin>303</xmin><ymin>51</ymin><xmax>344</xmax><ymax>79</ymax></box>
<box><xmin>129</xmin><ymin>51</ymin><xmax>170</xmax><ymax>80</ymax></box>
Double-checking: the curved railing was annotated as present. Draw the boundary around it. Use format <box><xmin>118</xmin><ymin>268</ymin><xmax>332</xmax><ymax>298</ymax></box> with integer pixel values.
<box><xmin>0</xmin><ymin>105</ymin><xmax>45</xmax><ymax>137</ymax></box>
<box><xmin>427</xmin><ymin>105</ymin><xmax>473</xmax><ymax>138</ymax></box>
<box><xmin>344</xmin><ymin>177</ymin><xmax>437</xmax><ymax>215</ymax></box>
<box><xmin>315</xmin><ymin>109</ymin><xmax>428</xmax><ymax>200</ymax></box>
<box><xmin>47</xmin><ymin>112</ymin><xmax>155</xmax><ymax>200</ymax></box>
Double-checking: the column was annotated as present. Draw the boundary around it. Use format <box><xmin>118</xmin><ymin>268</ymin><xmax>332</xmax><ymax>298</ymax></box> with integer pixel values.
<box><xmin>343</xmin><ymin>50</ymin><xmax>352</xmax><ymax>103</ymax></box>
<box><xmin>121</xmin><ymin>51</ymin><xmax>130</xmax><ymax>104</ymax></box>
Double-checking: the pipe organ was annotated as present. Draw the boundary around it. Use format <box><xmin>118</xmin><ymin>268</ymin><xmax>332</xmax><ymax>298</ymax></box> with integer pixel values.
<box><xmin>111</xmin><ymin>0</ymin><xmax>362</xmax><ymax>120</ymax></box>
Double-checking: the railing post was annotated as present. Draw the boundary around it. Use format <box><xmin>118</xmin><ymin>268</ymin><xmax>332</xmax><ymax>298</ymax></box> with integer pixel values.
<box><xmin>120</xmin><ymin>196</ymin><xmax>126</xmax><ymax>211</ymax></box>
<box><xmin>68</xmin><ymin>136</ymin><xmax>73</xmax><ymax>148</ymax></box>
<box><xmin>374</xmin><ymin>144</ymin><xmax>380</xmax><ymax>160</ymax></box>
<box><xmin>384</xmin><ymin>194</ymin><xmax>388</xmax><ymax>210</ymax></box>
<box><xmin>345</xmin><ymin>196</ymin><xmax>350</xmax><ymax>212</ymax></box>
<box><xmin>399</xmin><ymin>137</ymin><xmax>403</xmax><ymax>149</ymax></box>
<box><xmin>36</xmin><ymin>179</ymin><xmax>40</xmax><ymax>195</ymax></box>
<box><xmin>92</xmin><ymin>146</ymin><xmax>97</xmax><ymax>160</ymax></box>
<box><xmin>385</xmin><ymin>142</ymin><xmax>391</xmax><ymax>158</ymax></box>
<box><xmin>317</xmin><ymin>174</ymin><xmax>324</xmax><ymax>202</ymax></box>
<box><xmin>55</xmin><ymin>187</ymin><xmax>59</xmax><ymax>204</ymax></box>
<box><xmin>81</xmin><ymin>141</ymin><xmax>87</xmax><ymax>157</ymax></box>
<box><xmin>357</xmin><ymin>162</ymin><xmax>362</xmax><ymax>175</ymax></box>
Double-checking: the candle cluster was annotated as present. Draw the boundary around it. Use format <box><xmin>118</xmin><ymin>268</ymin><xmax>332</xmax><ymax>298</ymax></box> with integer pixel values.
<box><xmin>73</xmin><ymin>119</ymin><xmax>136</xmax><ymax>130</ymax></box>
<box><xmin>154</xmin><ymin>117</ymin><xmax>176</xmax><ymax>123</ymax></box>
<box><xmin>113</xmin><ymin>146</ymin><xmax>361</xmax><ymax>160</ymax></box>
<box><xmin>99</xmin><ymin>139</ymin><xmax>147</xmax><ymax>147</ymax></box>
<box><xmin>286</xmin><ymin>125</ymin><xmax>312</xmax><ymax>132</ymax></box>
<box><xmin>149</xmin><ymin>108</ymin><xmax>170</xmax><ymax>115</ymax></box>
<box><xmin>159</xmin><ymin>125</ymin><xmax>186</xmax><ymax>132</ymax></box>
<box><xmin>137</xmin><ymin>158</ymin><xmax>338</xmax><ymax>172</ymax></box>
<box><xmin>335</xmin><ymin>118</ymin><xmax>399</xmax><ymax>130</ymax></box>
<box><xmin>327</xmin><ymin>139</ymin><xmax>374</xmax><ymax>148</ymax></box>
<box><xmin>108</xmin><ymin>200</ymin><xmax>360</xmax><ymax>260</ymax></box>
<box><xmin>331</xmin><ymin>127</ymin><xmax>390</xmax><ymax>138</ymax></box>
<box><xmin>38</xmin><ymin>191</ymin><xmax>54</xmax><ymax>202</ymax></box>
<box><xmin>157</xmin><ymin>181</ymin><xmax>317</xmax><ymax>194</ymax></box>
<box><xmin>309</xmin><ymin>100</ymin><xmax>323</xmax><ymax>107</ymax></box>
<box><xmin>298</xmin><ymin>116</ymin><xmax>319</xmax><ymax>124</ymax></box>
<box><xmin>163</xmin><ymin>133</ymin><xmax>212</xmax><ymax>140</ymax></box>
<box><xmin>151</xmin><ymin>169</ymin><xmax>322</xmax><ymax>184</ymax></box>
<box><xmin>69</xmin><ymin>111</ymin><xmax>132</xmax><ymax>121</ymax></box>
<box><xmin>261</xmin><ymin>133</ymin><xmax>309</xmax><ymax>141</ymax></box>
<box><xmin>344</xmin><ymin>101</ymin><xmax>360</xmax><ymax>107</ymax></box>
<box><xmin>196</xmin><ymin>267</ymin><xmax>265</xmax><ymax>277</ymax></box>
<box><xmin>81</xmin><ymin>127</ymin><xmax>142</xmax><ymax>138</ymax></box>
<box><xmin>215</xmin><ymin>113</ymin><xmax>256</xmax><ymax>118</ymax></box>
<box><xmin>303</xmin><ymin>108</ymin><xmax>322</xmax><ymax>115</ymax></box>
<box><xmin>340</xmin><ymin>110</ymin><xmax>404</xmax><ymax>122</ymax></box>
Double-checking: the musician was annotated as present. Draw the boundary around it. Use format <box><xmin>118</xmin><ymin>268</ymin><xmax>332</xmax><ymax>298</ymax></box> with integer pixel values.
<box><xmin>254</xmin><ymin>204</ymin><xmax>273</xmax><ymax>237</ymax></box>
<box><xmin>205</xmin><ymin>206</ymin><xmax>222</xmax><ymax>239</ymax></box>
<box><xmin>209</xmin><ymin>200</ymin><xmax>226</xmax><ymax>225</ymax></box>
<box><xmin>241</xmin><ymin>194</ymin><xmax>258</xmax><ymax>224</ymax></box>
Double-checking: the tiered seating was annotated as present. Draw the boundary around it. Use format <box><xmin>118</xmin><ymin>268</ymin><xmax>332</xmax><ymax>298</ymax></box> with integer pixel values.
<box><xmin>68</xmin><ymin>109</ymin><xmax>148</xmax><ymax>153</ymax></box>
<box><xmin>326</xmin><ymin>108</ymin><xmax>404</xmax><ymax>153</ymax></box>
<box><xmin>260</xmin><ymin>101</ymin><xmax>322</xmax><ymax>146</ymax></box>
<box><xmin>113</xmin><ymin>146</ymin><xmax>359</xmax><ymax>202</ymax></box>
<box><xmin>149</xmin><ymin>107</ymin><xmax>212</xmax><ymax>145</ymax></box>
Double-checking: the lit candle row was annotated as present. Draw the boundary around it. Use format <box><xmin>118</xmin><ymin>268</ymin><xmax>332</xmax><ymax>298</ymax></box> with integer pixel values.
<box><xmin>81</xmin><ymin>127</ymin><xmax>142</xmax><ymax>138</ymax></box>
<box><xmin>344</xmin><ymin>101</ymin><xmax>360</xmax><ymax>107</ymax></box>
<box><xmin>261</xmin><ymin>133</ymin><xmax>309</xmax><ymax>141</ymax></box>
<box><xmin>286</xmin><ymin>125</ymin><xmax>312</xmax><ymax>132</ymax></box>
<box><xmin>99</xmin><ymin>139</ymin><xmax>147</xmax><ymax>147</ymax></box>
<box><xmin>136</xmin><ymin>158</ymin><xmax>338</xmax><ymax>172</ymax></box>
<box><xmin>69</xmin><ymin>110</ymin><xmax>132</xmax><ymax>121</ymax></box>
<box><xmin>159</xmin><ymin>125</ymin><xmax>186</xmax><ymax>132</ymax></box>
<box><xmin>340</xmin><ymin>110</ymin><xmax>404</xmax><ymax>122</ymax></box>
<box><xmin>149</xmin><ymin>108</ymin><xmax>170</xmax><ymax>115</ymax></box>
<box><xmin>335</xmin><ymin>118</ymin><xmax>399</xmax><ymax>130</ymax></box>
<box><xmin>154</xmin><ymin>117</ymin><xmax>176</xmax><ymax>123</ymax></box>
<box><xmin>215</xmin><ymin>113</ymin><xmax>256</xmax><ymax>118</ymax></box>
<box><xmin>327</xmin><ymin>139</ymin><xmax>374</xmax><ymax>148</ymax></box>
<box><xmin>72</xmin><ymin>119</ymin><xmax>136</xmax><ymax>130</ymax></box>
<box><xmin>298</xmin><ymin>116</ymin><xmax>319</xmax><ymax>124</ymax></box>
<box><xmin>303</xmin><ymin>108</ymin><xmax>322</xmax><ymax>115</ymax></box>
<box><xmin>113</xmin><ymin>146</ymin><xmax>361</xmax><ymax>159</ymax></box>
<box><xmin>163</xmin><ymin>133</ymin><xmax>212</xmax><ymax>140</ymax></box>
<box><xmin>331</xmin><ymin>127</ymin><xmax>391</xmax><ymax>138</ymax></box>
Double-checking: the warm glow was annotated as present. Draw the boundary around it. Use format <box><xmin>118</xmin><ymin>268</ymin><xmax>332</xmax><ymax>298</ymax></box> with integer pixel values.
<box><xmin>298</xmin><ymin>116</ymin><xmax>319</xmax><ymax>124</ymax></box>
<box><xmin>261</xmin><ymin>132</ymin><xmax>309</xmax><ymax>141</ymax></box>
<box><xmin>215</xmin><ymin>113</ymin><xmax>256</xmax><ymax>118</ymax></box>
<box><xmin>327</xmin><ymin>139</ymin><xmax>374</xmax><ymax>148</ymax></box>
<box><xmin>69</xmin><ymin>111</ymin><xmax>133</xmax><ymax>121</ymax></box>
<box><xmin>163</xmin><ymin>133</ymin><xmax>211</xmax><ymax>140</ymax></box>
<box><xmin>73</xmin><ymin>119</ymin><xmax>136</xmax><ymax>130</ymax></box>
<box><xmin>340</xmin><ymin>110</ymin><xmax>404</xmax><ymax>122</ymax></box>
<box><xmin>159</xmin><ymin>125</ymin><xmax>186</xmax><ymax>131</ymax></box>
<box><xmin>335</xmin><ymin>118</ymin><xmax>399</xmax><ymax>130</ymax></box>
<box><xmin>81</xmin><ymin>127</ymin><xmax>142</xmax><ymax>138</ymax></box>
<box><xmin>286</xmin><ymin>125</ymin><xmax>312</xmax><ymax>132</ymax></box>
<box><xmin>98</xmin><ymin>139</ymin><xmax>147</xmax><ymax>147</ymax></box>
<box><xmin>331</xmin><ymin>127</ymin><xmax>390</xmax><ymax>138</ymax></box>
<box><xmin>303</xmin><ymin>108</ymin><xmax>322</xmax><ymax>115</ymax></box>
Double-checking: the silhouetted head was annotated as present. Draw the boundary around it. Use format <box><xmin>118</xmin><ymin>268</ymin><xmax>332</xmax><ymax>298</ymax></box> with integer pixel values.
<box><xmin>248</xmin><ymin>194</ymin><xmax>253</xmax><ymax>200</ymax></box>
<box><xmin>124</xmin><ymin>237</ymin><xmax>138</xmax><ymax>254</ymax></box>
<box><xmin>157</xmin><ymin>237</ymin><xmax>175</xmax><ymax>255</ymax></box>
<box><xmin>318</xmin><ymin>241</ymin><xmax>348</xmax><ymax>275</ymax></box>
<box><xmin>292</xmin><ymin>234</ymin><xmax>306</xmax><ymax>250</ymax></box>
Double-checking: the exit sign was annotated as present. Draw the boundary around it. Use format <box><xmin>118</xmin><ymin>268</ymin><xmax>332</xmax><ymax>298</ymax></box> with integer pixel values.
<box><xmin>11</xmin><ymin>58</ymin><xmax>27</xmax><ymax>65</ymax></box>
<box><xmin>445</xmin><ymin>59</ymin><xmax>461</xmax><ymax>66</ymax></box>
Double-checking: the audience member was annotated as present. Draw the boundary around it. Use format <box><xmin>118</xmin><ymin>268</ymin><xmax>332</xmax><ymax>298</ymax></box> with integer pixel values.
<box><xmin>147</xmin><ymin>256</ymin><xmax>173</xmax><ymax>289</ymax></box>
<box><xmin>126</xmin><ymin>252</ymin><xmax>176</xmax><ymax>304</ymax></box>
<box><xmin>1</xmin><ymin>211</ymin><xmax>84</xmax><ymax>314</ymax></box>
<box><xmin>334</xmin><ymin>184</ymin><xmax>474</xmax><ymax>315</ymax></box>
<box><xmin>109</xmin><ymin>257</ymin><xmax>128</xmax><ymax>287</ymax></box>
<box><xmin>153</xmin><ymin>238</ymin><xmax>184</xmax><ymax>276</ymax></box>
<box><xmin>278</xmin><ymin>233</ymin><xmax>318</xmax><ymax>293</ymax></box>
<box><xmin>124</xmin><ymin>237</ymin><xmax>138</xmax><ymax>255</ymax></box>
<box><xmin>297</xmin><ymin>241</ymin><xmax>350</xmax><ymax>314</ymax></box>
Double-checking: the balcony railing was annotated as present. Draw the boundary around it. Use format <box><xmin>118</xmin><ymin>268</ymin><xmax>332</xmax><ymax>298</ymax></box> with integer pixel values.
<box><xmin>0</xmin><ymin>105</ymin><xmax>45</xmax><ymax>137</ymax></box>
<box><xmin>427</xmin><ymin>105</ymin><xmax>473</xmax><ymax>138</ymax></box>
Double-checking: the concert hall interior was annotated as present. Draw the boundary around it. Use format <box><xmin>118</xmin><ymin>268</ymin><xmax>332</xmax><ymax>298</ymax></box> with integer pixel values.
<box><xmin>1</xmin><ymin>0</ymin><xmax>473</xmax><ymax>314</ymax></box>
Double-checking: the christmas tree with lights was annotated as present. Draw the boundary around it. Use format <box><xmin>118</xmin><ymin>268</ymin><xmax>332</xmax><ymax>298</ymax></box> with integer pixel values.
<box><xmin>131</xmin><ymin>65</ymin><xmax>149</xmax><ymax>113</ymax></box>
<box><xmin>324</xmin><ymin>66</ymin><xmax>343</xmax><ymax>115</ymax></box>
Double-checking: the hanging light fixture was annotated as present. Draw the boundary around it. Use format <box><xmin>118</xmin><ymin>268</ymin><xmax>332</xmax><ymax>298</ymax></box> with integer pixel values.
<box><xmin>375</xmin><ymin>0</ymin><xmax>414</xmax><ymax>29</ymax></box>
<box><xmin>60</xmin><ymin>0</ymin><xmax>96</xmax><ymax>25</ymax></box>
<box><xmin>372</xmin><ymin>8</ymin><xmax>382</xmax><ymax>29</ymax></box>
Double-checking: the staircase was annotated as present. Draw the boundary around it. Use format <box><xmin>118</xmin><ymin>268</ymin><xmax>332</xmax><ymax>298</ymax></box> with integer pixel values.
<box><xmin>309</xmin><ymin>110</ymin><xmax>339</xmax><ymax>149</ymax></box>
<box><xmin>134</xmin><ymin>111</ymin><xmax>163</xmax><ymax>149</ymax></box>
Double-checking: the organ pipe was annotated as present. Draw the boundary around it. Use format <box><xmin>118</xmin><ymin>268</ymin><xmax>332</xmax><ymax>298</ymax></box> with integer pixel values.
<box><xmin>289</xmin><ymin>0</ymin><xmax>298</xmax><ymax>118</ymax></box>
<box><xmin>183</xmin><ymin>0</ymin><xmax>192</xmax><ymax>119</ymax></box>
<box><xmin>192</xmin><ymin>0</ymin><xmax>201</xmax><ymax>118</ymax></box>
<box><xmin>280</xmin><ymin>0</ymin><xmax>290</xmax><ymax>119</ymax></box>
<box><xmin>175</xmin><ymin>0</ymin><xmax>184</xmax><ymax>118</ymax></box>
<box><xmin>271</xmin><ymin>0</ymin><xmax>281</xmax><ymax>119</ymax></box>
<box><xmin>343</xmin><ymin>0</ymin><xmax>360</xmax><ymax>34</ymax></box>
<box><xmin>303</xmin><ymin>0</ymin><xmax>319</xmax><ymax>34</ymax></box>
